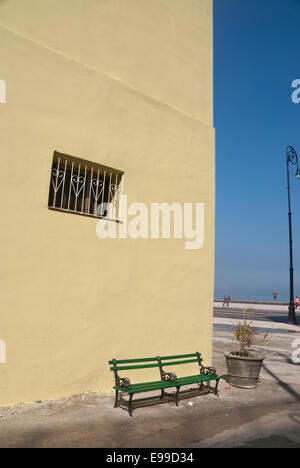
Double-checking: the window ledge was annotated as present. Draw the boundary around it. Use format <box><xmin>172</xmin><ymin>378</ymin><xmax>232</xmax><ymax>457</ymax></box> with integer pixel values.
<box><xmin>48</xmin><ymin>206</ymin><xmax>123</xmax><ymax>224</ymax></box>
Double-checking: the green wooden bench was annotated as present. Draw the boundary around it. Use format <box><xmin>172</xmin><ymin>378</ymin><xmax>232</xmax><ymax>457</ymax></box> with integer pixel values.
<box><xmin>109</xmin><ymin>352</ymin><xmax>221</xmax><ymax>416</ymax></box>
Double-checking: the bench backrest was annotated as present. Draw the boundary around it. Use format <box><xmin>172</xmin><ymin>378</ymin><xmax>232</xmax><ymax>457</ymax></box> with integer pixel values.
<box><xmin>109</xmin><ymin>353</ymin><xmax>203</xmax><ymax>387</ymax></box>
<box><xmin>109</xmin><ymin>353</ymin><xmax>202</xmax><ymax>373</ymax></box>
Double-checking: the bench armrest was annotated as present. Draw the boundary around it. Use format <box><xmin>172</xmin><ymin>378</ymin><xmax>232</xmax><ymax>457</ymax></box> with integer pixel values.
<box><xmin>117</xmin><ymin>376</ymin><xmax>132</xmax><ymax>390</ymax></box>
<box><xmin>162</xmin><ymin>371</ymin><xmax>178</xmax><ymax>383</ymax></box>
<box><xmin>200</xmin><ymin>365</ymin><xmax>217</xmax><ymax>376</ymax></box>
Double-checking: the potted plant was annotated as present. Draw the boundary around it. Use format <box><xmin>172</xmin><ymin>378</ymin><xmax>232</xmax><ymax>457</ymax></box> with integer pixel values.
<box><xmin>224</xmin><ymin>310</ymin><xmax>267</xmax><ymax>389</ymax></box>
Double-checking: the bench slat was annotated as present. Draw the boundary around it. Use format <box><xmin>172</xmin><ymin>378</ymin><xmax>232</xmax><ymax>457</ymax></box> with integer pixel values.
<box><xmin>160</xmin><ymin>358</ymin><xmax>199</xmax><ymax>367</ymax></box>
<box><xmin>160</xmin><ymin>353</ymin><xmax>200</xmax><ymax>360</ymax></box>
<box><xmin>108</xmin><ymin>357</ymin><xmax>158</xmax><ymax>365</ymax></box>
<box><xmin>176</xmin><ymin>374</ymin><xmax>220</xmax><ymax>383</ymax></box>
<box><xmin>110</xmin><ymin>362</ymin><xmax>160</xmax><ymax>371</ymax></box>
<box><xmin>114</xmin><ymin>381</ymin><xmax>175</xmax><ymax>392</ymax></box>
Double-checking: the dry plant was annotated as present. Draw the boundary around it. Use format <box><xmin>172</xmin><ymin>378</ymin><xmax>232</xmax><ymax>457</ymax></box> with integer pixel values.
<box><xmin>234</xmin><ymin>309</ymin><xmax>257</xmax><ymax>357</ymax></box>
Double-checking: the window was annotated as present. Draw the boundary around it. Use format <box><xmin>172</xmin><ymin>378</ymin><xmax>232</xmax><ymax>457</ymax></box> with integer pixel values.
<box><xmin>48</xmin><ymin>151</ymin><xmax>124</xmax><ymax>221</ymax></box>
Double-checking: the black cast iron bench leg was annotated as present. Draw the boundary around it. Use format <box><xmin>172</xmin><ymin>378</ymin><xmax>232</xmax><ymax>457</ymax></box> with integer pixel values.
<box><xmin>214</xmin><ymin>379</ymin><xmax>220</xmax><ymax>397</ymax></box>
<box><xmin>198</xmin><ymin>382</ymin><xmax>204</xmax><ymax>391</ymax></box>
<box><xmin>128</xmin><ymin>393</ymin><xmax>134</xmax><ymax>417</ymax></box>
<box><xmin>114</xmin><ymin>390</ymin><xmax>119</xmax><ymax>408</ymax></box>
<box><xmin>160</xmin><ymin>389</ymin><xmax>165</xmax><ymax>400</ymax></box>
<box><xmin>175</xmin><ymin>386</ymin><xmax>181</xmax><ymax>407</ymax></box>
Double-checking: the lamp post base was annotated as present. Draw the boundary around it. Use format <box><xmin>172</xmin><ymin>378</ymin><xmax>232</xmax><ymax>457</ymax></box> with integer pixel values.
<box><xmin>288</xmin><ymin>303</ymin><xmax>297</xmax><ymax>325</ymax></box>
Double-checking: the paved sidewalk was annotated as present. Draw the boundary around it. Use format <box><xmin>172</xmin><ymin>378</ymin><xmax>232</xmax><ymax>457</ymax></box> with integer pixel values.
<box><xmin>0</xmin><ymin>328</ymin><xmax>299</xmax><ymax>448</ymax></box>
<box><xmin>214</xmin><ymin>301</ymin><xmax>289</xmax><ymax>312</ymax></box>
<box><xmin>214</xmin><ymin>316</ymin><xmax>299</xmax><ymax>332</ymax></box>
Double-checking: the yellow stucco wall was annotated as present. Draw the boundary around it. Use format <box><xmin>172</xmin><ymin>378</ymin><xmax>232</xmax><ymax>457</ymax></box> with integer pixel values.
<box><xmin>0</xmin><ymin>0</ymin><xmax>215</xmax><ymax>406</ymax></box>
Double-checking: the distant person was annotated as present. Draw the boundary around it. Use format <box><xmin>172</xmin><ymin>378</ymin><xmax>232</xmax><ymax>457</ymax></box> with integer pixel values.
<box><xmin>295</xmin><ymin>297</ymin><xmax>299</xmax><ymax>310</ymax></box>
<box><xmin>273</xmin><ymin>290</ymin><xmax>277</xmax><ymax>301</ymax></box>
<box><xmin>227</xmin><ymin>295</ymin><xmax>231</xmax><ymax>307</ymax></box>
<box><xmin>223</xmin><ymin>295</ymin><xmax>227</xmax><ymax>307</ymax></box>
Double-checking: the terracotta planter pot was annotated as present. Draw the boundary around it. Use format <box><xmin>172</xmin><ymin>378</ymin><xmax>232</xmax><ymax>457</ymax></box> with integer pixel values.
<box><xmin>224</xmin><ymin>351</ymin><xmax>265</xmax><ymax>389</ymax></box>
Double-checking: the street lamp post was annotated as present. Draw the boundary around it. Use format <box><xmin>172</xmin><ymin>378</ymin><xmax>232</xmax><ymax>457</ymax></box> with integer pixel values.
<box><xmin>286</xmin><ymin>146</ymin><xmax>300</xmax><ymax>325</ymax></box>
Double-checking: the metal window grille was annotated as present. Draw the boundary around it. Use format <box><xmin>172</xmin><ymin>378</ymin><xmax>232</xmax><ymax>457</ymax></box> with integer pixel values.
<box><xmin>48</xmin><ymin>152</ymin><xmax>124</xmax><ymax>222</ymax></box>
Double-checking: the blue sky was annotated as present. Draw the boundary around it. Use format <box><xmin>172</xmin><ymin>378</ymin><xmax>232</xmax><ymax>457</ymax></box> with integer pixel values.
<box><xmin>214</xmin><ymin>0</ymin><xmax>300</xmax><ymax>301</ymax></box>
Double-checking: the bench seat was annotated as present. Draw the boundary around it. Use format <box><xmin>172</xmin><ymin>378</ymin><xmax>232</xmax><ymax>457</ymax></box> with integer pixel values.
<box><xmin>113</xmin><ymin>373</ymin><xmax>221</xmax><ymax>394</ymax></box>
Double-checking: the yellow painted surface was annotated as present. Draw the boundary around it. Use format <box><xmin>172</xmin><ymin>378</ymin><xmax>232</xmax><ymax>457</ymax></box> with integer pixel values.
<box><xmin>0</xmin><ymin>0</ymin><xmax>215</xmax><ymax>406</ymax></box>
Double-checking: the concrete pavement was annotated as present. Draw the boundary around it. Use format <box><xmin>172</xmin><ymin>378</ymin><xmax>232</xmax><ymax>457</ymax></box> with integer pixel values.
<box><xmin>214</xmin><ymin>301</ymin><xmax>299</xmax><ymax>327</ymax></box>
<box><xmin>214</xmin><ymin>301</ymin><xmax>290</xmax><ymax>311</ymax></box>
